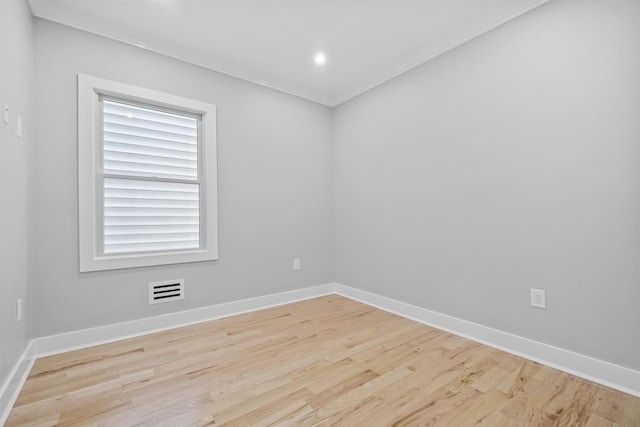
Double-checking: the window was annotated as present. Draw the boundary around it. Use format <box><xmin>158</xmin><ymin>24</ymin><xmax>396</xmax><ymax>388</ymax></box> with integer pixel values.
<box><xmin>78</xmin><ymin>74</ymin><xmax>217</xmax><ymax>272</ymax></box>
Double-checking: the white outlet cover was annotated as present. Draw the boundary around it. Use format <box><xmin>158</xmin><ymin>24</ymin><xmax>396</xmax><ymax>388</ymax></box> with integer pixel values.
<box><xmin>530</xmin><ymin>288</ymin><xmax>546</xmax><ymax>309</ymax></box>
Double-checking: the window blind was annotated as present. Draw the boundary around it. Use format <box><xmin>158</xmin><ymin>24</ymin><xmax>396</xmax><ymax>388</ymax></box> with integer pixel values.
<box><xmin>102</xmin><ymin>100</ymin><xmax>201</xmax><ymax>255</ymax></box>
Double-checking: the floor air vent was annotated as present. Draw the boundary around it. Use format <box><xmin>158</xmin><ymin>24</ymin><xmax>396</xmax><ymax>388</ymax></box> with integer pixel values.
<box><xmin>149</xmin><ymin>279</ymin><xmax>185</xmax><ymax>304</ymax></box>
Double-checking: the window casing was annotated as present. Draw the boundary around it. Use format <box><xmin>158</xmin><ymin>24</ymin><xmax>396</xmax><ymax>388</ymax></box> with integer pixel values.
<box><xmin>78</xmin><ymin>74</ymin><xmax>217</xmax><ymax>272</ymax></box>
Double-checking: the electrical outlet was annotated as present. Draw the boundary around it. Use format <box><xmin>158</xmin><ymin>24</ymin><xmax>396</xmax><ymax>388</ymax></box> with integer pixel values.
<box><xmin>16</xmin><ymin>298</ymin><xmax>23</xmax><ymax>322</ymax></box>
<box><xmin>293</xmin><ymin>258</ymin><xmax>301</xmax><ymax>271</ymax></box>
<box><xmin>531</xmin><ymin>288</ymin><xmax>546</xmax><ymax>309</ymax></box>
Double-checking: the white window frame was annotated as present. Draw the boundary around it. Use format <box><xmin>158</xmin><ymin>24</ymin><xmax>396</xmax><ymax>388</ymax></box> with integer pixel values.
<box><xmin>78</xmin><ymin>74</ymin><xmax>218</xmax><ymax>272</ymax></box>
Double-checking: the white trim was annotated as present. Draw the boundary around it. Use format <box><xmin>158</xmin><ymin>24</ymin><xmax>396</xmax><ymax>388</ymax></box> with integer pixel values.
<box><xmin>331</xmin><ymin>0</ymin><xmax>550</xmax><ymax>106</ymax></box>
<box><xmin>3</xmin><ymin>281</ymin><xmax>637</xmax><ymax>422</ymax></box>
<box><xmin>31</xmin><ymin>284</ymin><xmax>335</xmax><ymax>358</ymax></box>
<box><xmin>78</xmin><ymin>74</ymin><xmax>218</xmax><ymax>272</ymax></box>
<box><xmin>29</xmin><ymin>0</ymin><xmax>549</xmax><ymax>107</ymax></box>
<box><xmin>29</xmin><ymin>1</ymin><xmax>333</xmax><ymax>106</ymax></box>
<box><xmin>0</xmin><ymin>342</ymin><xmax>35</xmax><ymax>426</ymax></box>
<box><xmin>333</xmin><ymin>283</ymin><xmax>640</xmax><ymax>398</ymax></box>
<box><xmin>29</xmin><ymin>282</ymin><xmax>640</xmax><ymax>397</ymax></box>
<box><xmin>3</xmin><ymin>285</ymin><xmax>335</xmax><ymax>420</ymax></box>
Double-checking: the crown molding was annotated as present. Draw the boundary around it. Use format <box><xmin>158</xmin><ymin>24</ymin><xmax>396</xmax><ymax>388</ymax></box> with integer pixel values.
<box><xmin>29</xmin><ymin>0</ymin><xmax>550</xmax><ymax>107</ymax></box>
<box><xmin>29</xmin><ymin>0</ymin><xmax>334</xmax><ymax>106</ymax></box>
<box><xmin>332</xmin><ymin>0</ymin><xmax>550</xmax><ymax>106</ymax></box>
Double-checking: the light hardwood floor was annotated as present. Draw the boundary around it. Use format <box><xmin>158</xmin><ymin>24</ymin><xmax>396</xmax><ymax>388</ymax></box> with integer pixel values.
<box><xmin>7</xmin><ymin>295</ymin><xmax>640</xmax><ymax>426</ymax></box>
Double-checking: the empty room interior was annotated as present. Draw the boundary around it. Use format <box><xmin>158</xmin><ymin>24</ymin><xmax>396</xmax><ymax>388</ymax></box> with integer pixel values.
<box><xmin>1</xmin><ymin>0</ymin><xmax>639</xmax><ymax>425</ymax></box>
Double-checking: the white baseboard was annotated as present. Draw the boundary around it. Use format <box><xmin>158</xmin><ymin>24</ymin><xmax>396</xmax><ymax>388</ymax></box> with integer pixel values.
<box><xmin>31</xmin><ymin>283</ymin><xmax>336</xmax><ymax>358</ymax></box>
<box><xmin>334</xmin><ymin>283</ymin><xmax>640</xmax><ymax>398</ymax></box>
<box><xmin>1</xmin><ymin>284</ymin><xmax>334</xmax><ymax>424</ymax></box>
<box><xmin>0</xmin><ymin>342</ymin><xmax>35</xmax><ymax>426</ymax></box>
<box><xmin>2</xmin><ymin>281</ymin><xmax>637</xmax><ymax>423</ymax></box>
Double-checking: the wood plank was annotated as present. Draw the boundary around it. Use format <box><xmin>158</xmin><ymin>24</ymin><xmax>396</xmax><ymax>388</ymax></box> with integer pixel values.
<box><xmin>6</xmin><ymin>295</ymin><xmax>638</xmax><ymax>426</ymax></box>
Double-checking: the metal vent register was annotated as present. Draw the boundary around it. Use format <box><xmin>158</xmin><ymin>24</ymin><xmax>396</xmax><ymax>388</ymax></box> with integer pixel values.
<box><xmin>149</xmin><ymin>279</ymin><xmax>184</xmax><ymax>304</ymax></box>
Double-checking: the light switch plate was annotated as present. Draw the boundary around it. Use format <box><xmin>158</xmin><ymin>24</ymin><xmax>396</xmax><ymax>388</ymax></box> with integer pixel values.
<box><xmin>17</xmin><ymin>115</ymin><xmax>23</xmax><ymax>138</ymax></box>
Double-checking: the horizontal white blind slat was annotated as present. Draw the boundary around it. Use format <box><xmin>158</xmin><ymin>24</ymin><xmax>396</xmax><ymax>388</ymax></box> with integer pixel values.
<box><xmin>104</xmin><ymin>123</ymin><xmax>197</xmax><ymax>144</ymax></box>
<box><xmin>105</xmin><ymin>232</ymin><xmax>199</xmax><ymax>245</ymax></box>
<box><xmin>103</xmin><ymin>176</ymin><xmax>200</xmax><ymax>254</ymax></box>
<box><xmin>104</xmin><ymin>161</ymin><xmax>197</xmax><ymax>179</ymax></box>
<box><xmin>103</xmin><ymin>99</ymin><xmax>198</xmax><ymax>181</ymax></box>
<box><xmin>104</xmin><ymin>101</ymin><xmax>197</xmax><ymax>128</ymax></box>
<box><xmin>105</xmin><ymin>208</ymin><xmax>199</xmax><ymax>217</ymax></box>
<box><xmin>104</xmin><ymin>134</ymin><xmax>198</xmax><ymax>155</ymax></box>
<box><xmin>104</xmin><ymin>113</ymin><xmax>197</xmax><ymax>136</ymax></box>
<box><xmin>105</xmin><ymin>197</ymin><xmax>199</xmax><ymax>208</ymax></box>
<box><xmin>101</xmin><ymin>100</ymin><xmax>201</xmax><ymax>255</ymax></box>
<box><xmin>105</xmin><ymin>224</ymin><xmax>200</xmax><ymax>235</ymax></box>
<box><xmin>105</xmin><ymin>179</ymin><xmax>199</xmax><ymax>191</ymax></box>
<box><xmin>104</xmin><ymin>190</ymin><xmax>199</xmax><ymax>201</ymax></box>
<box><xmin>104</xmin><ymin>240</ymin><xmax>200</xmax><ymax>254</ymax></box>
<box><xmin>104</xmin><ymin>142</ymin><xmax>197</xmax><ymax>161</ymax></box>
<box><xmin>105</xmin><ymin>217</ymin><xmax>200</xmax><ymax>226</ymax></box>
<box><xmin>104</xmin><ymin>149</ymin><xmax>197</xmax><ymax>169</ymax></box>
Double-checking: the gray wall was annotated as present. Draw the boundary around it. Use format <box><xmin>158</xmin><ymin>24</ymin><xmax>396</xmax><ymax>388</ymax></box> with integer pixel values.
<box><xmin>0</xmin><ymin>0</ymin><xmax>34</xmax><ymax>391</ymax></box>
<box><xmin>334</xmin><ymin>0</ymin><xmax>640</xmax><ymax>370</ymax></box>
<box><xmin>14</xmin><ymin>0</ymin><xmax>640</xmax><ymax>375</ymax></box>
<box><xmin>33</xmin><ymin>20</ymin><xmax>334</xmax><ymax>337</ymax></box>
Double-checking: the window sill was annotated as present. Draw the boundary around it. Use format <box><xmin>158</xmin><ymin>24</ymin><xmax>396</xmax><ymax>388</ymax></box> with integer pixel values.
<box><xmin>79</xmin><ymin>248</ymin><xmax>218</xmax><ymax>272</ymax></box>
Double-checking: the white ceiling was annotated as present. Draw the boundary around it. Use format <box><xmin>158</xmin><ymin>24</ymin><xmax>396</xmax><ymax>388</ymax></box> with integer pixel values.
<box><xmin>29</xmin><ymin>0</ymin><xmax>549</xmax><ymax>106</ymax></box>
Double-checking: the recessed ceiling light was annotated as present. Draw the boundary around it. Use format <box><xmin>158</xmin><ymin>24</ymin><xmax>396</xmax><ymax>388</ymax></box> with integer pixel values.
<box><xmin>314</xmin><ymin>52</ymin><xmax>327</xmax><ymax>66</ymax></box>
